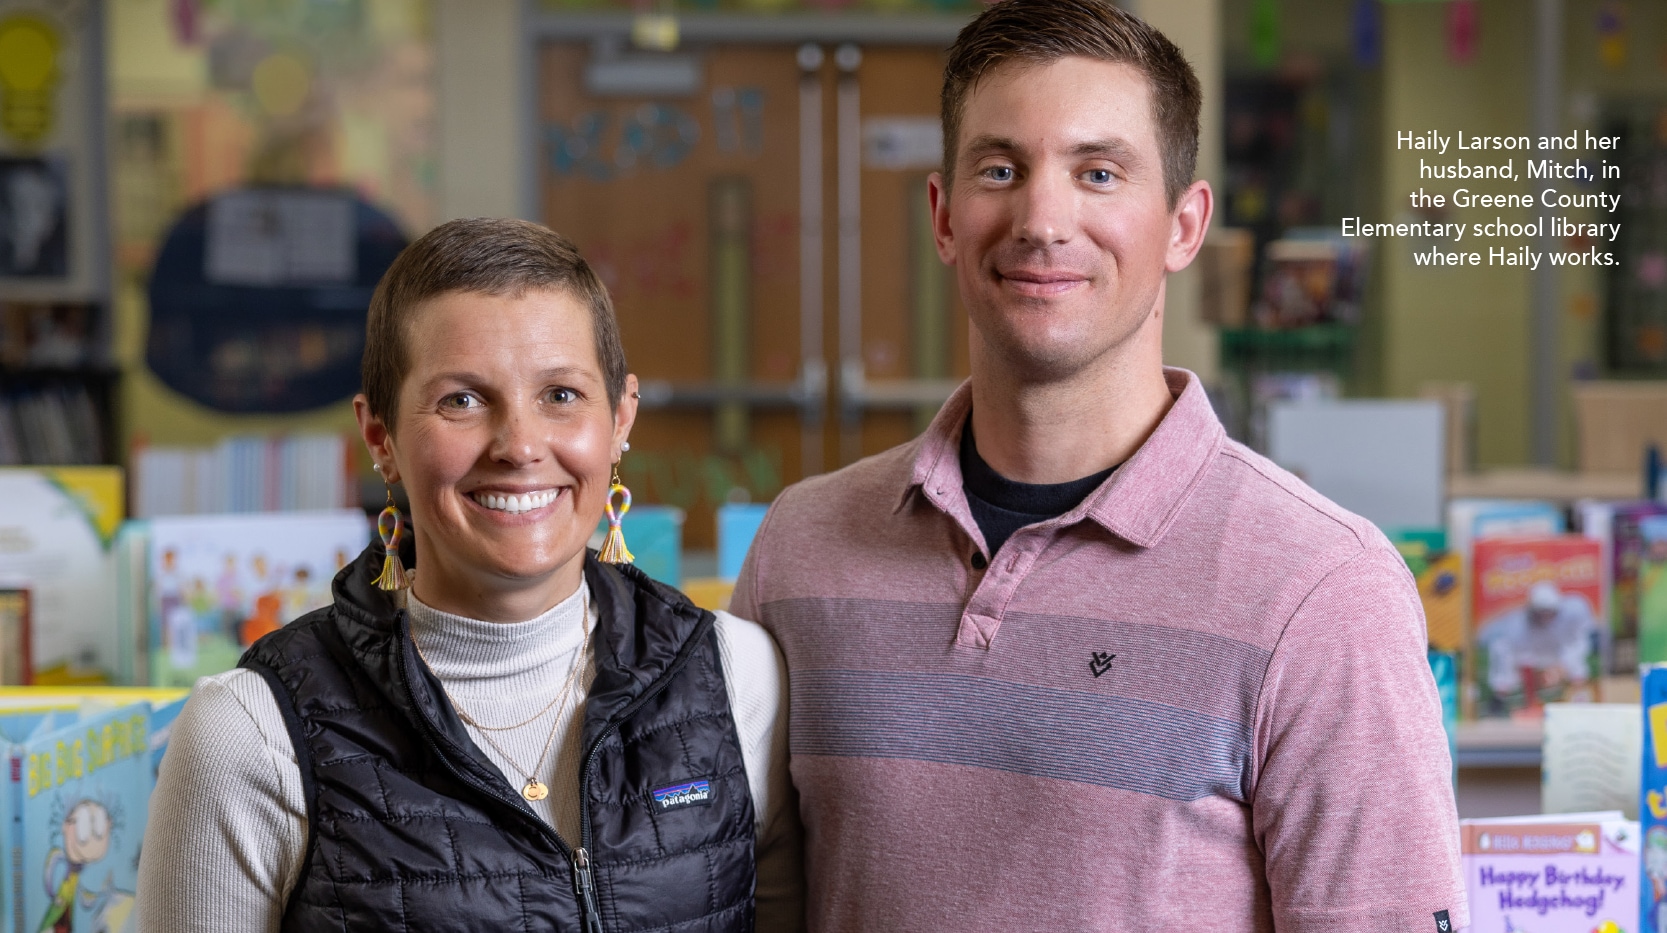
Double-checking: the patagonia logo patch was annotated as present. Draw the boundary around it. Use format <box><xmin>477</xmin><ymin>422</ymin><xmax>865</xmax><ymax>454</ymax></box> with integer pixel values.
<box><xmin>652</xmin><ymin>779</ymin><xmax>713</xmax><ymax>812</ymax></box>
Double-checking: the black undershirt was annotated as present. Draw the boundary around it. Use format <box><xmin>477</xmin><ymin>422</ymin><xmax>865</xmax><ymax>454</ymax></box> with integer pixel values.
<box><xmin>959</xmin><ymin>419</ymin><xmax>1117</xmax><ymax>557</ymax></box>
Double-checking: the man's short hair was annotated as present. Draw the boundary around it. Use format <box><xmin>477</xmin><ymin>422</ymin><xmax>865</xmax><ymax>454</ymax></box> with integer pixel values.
<box><xmin>361</xmin><ymin>217</ymin><xmax>627</xmax><ymax>429</ymax></box>
<box><xmin>941</xmin><ymin>0</ymin><xmax>1202</xmax><ymax>208</ymax></box>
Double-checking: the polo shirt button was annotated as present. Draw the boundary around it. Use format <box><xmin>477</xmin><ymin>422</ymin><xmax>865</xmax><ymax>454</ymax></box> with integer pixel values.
<box><xmin>970</xmin><ymin>552</ymin><xmax>988</xmax><ymax>570</ymax></box>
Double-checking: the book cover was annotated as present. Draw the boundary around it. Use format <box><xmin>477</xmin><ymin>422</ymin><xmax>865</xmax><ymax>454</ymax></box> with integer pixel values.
<box><xmin>1642</xmin><ymin>665</ymin><xmax>1667</xmax><ymax>931</ymax></box>
<box><xmin>1462</xmin><ymin>813</ymin><xmax>1639</xmax><ymax>932</ymax></box>
<box><xmin>1542</xmin><ymin>703</ymin><xmax>1641</xmax><ymax>820</ymax></box>
<box><xmin>0</xmin><ymin>468</ymin><xmax>124</xmax><ymax>681</ymax></box>
<box><xmin>0</xmin><ymin>588</ymin><xmax>29</xmax><ymax>685</ymax></box>
<box><xmin>1395</xmin><ymin>532</ymin><xmax>1465</xmax><ymax>653</ymax></box>
<box><xmin>1448</xmin><ymin>499</ymin><xmax>1567</xmax><ymax>571</ymax></box>
<box><xmin>146</xmin><ymin>510</ymin><xmax>367</xmax><ymax>688</ymax></box>
<box><xmin>1606</xmin><ymin>503</ymin><xmax>1667</xmax><ymax>669</ymax></box>
<box><xmin>3</xmin><ymin>702</ymin><xmax>152</xmax><ymax>933</ymax></box>
<box><xmin>1472</xmin><ymin>536</ymin><xmax>1604</xmax><ymax>719</ymax></box>
<box><xmin>111</xmin><ymin>523</ymin><xmax>149</xmax><ymax>688</ymax></box>
<box><xmin>1637</xmin><ymin>516</ymin><xmax>1667</xmax><ymax>665</ymax></box>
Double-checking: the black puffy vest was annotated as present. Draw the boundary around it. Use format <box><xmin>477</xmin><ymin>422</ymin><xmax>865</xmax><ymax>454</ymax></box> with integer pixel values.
<box><xmin>240</xmin><ymin>547</ymin><xmax>757</xmax><ymax>932</ymax></box>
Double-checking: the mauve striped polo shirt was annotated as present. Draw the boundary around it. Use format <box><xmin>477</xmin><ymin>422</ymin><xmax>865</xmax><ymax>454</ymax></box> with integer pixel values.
<box><xmin>733</xmin><ymin>367</ymin><xmax>1467</xmax><ymax>933</ymax></box>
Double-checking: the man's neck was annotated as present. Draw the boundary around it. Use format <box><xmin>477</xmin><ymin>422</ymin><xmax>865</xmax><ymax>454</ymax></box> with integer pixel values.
<box><xmin>967</xmin><ymin>357</ymin><xmax>1174</xmax><ymax>485</ymax></box>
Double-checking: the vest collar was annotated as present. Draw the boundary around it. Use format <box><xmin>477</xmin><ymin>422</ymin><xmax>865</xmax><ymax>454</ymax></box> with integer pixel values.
<box><xmin>324</xmin><ymin>546</ymin><xmax>714</xmax><ymax>824</ymax></box>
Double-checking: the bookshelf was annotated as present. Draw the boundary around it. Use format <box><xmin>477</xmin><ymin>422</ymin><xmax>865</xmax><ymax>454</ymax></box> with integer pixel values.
<box><xmin>0</xmin><ymin>301</ymin><xmax>117</xmax><ymax>465</ymax></box>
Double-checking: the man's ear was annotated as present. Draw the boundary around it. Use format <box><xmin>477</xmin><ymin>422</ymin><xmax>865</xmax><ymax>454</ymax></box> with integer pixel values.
<box><xmin>928</xmin><ymin>171</ymin><xmax>957</xmax><ymax>266</ymax></box>
<box><xmin>354</xmin><ymin>394</ymin><xmax>400</xmax><ymax>484</ymax></box>
<box><xmin>1165</xmin><ymin>179</ymin><xmax>1214</xmax><ymax>273</ymax></box>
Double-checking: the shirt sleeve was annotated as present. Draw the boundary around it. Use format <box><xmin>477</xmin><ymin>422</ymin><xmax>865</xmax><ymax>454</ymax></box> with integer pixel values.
<box><xmin>712</xmin><ymin>610</ymin><xmax>805</xmax><ymax>933</ymax></box>
<box><xmin>729</xmin><ymin>490</ymin><xmax>791</xmax><ymax>622</ymax></box>
<box><xmin>137</xmin><ymin>671</ymin><xmax>309</xmax><ymax>933</ymax></box>
<box><xmin>1251</xmin><ymin>544</ymin><xmax>1467</xmax><ymax>933</ymax></box>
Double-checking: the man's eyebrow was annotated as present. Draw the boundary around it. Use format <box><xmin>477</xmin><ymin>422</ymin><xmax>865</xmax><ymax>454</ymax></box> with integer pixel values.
<box><xmin>1072</xmin><ymin>138</ymin><xmax>1144</xmax><ymax>164</ymax></box>
<box><xmin>418</xmin><ymin>365</ymin><xmax>595</xmax><ymax>389</ymax></box>
<box><xmin>961</xmin><ymin>134</ymin><xmax>1145</xmax><ymax>165</ymax></box>
<box><xmin>962</xmin><ymin>134</ymin><xmax>1021</xmax><ymax>159</ymax></box>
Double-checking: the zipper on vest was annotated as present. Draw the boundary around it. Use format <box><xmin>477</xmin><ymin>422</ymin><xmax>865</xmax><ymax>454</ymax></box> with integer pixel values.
<box><xmin>399</xmin><ymin>606</ymin><xmax>714</xmax><ymax>931</ymax></box>
<box><xmin>571</xmin><ymin>848</ymin><xmax>604</xmax><ymax>933</ymax></box>
<box><xmin>577</xmin><ymin>610</ymin><xmax>716</xmax><ymax>862</ymax></box>
<box><xmin>395</xmin><ymin>612</ymin><xmax>577</xmax><ymax>861</ymax></box>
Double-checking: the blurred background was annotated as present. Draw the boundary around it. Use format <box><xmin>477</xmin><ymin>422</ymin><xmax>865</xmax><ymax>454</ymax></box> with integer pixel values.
<box><xmin>5</xmin><ymin>0</ymin><xmax>1667</xmax><ymax>821</ymax></box>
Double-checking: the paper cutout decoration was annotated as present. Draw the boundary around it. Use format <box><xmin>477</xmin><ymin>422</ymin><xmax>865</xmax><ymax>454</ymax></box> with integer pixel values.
<box><xmin>0</xmin><ymin>14</ymin><xmax>60</xmax><ymax>146</ymax></box>
<box><xmin>1597</xmin><ymin>1</ymin><xmax>1627</xmax><ymax>71</ymax></box>
<box><xmin>146</xmin><ymin>187</ymin><xmax>407</xmax><ymax>413</ymax></box>
<box><xmin>1352</xmin><ymin>0</ymin><xmax>1381</xmax><ymax>68</ymax></box>
<box><xmin>1446</xmin><ymin>0</ymin><xmax>1479</xmax><ymax>65</ymax></box>
<box><xmin>1251</xmin><ymin>0</ymin><xmax>1281</xmax><ymax>69</ymax></box>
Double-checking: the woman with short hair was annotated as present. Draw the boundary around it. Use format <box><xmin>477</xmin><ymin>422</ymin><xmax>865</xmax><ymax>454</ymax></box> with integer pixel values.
<box><xmin>138</xmin><ymin>218</ymin><xmax>802</xmax><ymax>932</ymax></box>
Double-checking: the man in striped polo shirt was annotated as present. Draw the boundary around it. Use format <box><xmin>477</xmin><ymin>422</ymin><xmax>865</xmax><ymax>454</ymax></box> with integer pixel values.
<box><xmin>732</xmin><ymin>0</ymin><xmax>1466</xmax><ymax>930</ymax></box>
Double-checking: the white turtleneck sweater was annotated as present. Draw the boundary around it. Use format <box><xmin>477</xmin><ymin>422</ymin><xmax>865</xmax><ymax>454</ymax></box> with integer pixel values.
<box><xmin>136</xmin><ymin>583</ymin><xmax>803</xmax><ymax>931</ymax></box>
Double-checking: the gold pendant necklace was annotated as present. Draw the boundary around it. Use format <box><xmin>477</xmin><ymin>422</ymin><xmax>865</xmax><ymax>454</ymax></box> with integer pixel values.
<box><xmin>412</xmin><ymin>588</ymin><xmax>593</xmax><ymax>802</ymax></box>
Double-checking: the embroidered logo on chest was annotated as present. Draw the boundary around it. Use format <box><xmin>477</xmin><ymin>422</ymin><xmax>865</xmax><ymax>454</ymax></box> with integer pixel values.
<box><xmin>1089</xmin><ymin>651</ymin><xmax>1116</xmax><ymax>678</ymax></box>
<box><xmin>652</xmin><ymin>779</ymin><xmax>713</xmax><ymax>812</ymax></box>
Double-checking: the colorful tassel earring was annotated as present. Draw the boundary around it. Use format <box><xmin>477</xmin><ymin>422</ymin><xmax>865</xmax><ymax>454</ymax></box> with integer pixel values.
<box><xmin>373</xmin><ymin>484</ymin><xmax>411</xmax><ymax>591</ymax></box>
<box><xmin>598</xmin><ymin>464</ymin><xmax>634</xmax><ymax>565</ymax></box>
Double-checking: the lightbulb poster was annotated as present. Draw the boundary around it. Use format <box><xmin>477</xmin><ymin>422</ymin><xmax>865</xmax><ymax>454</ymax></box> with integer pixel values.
<box><xmin>0</xmin><ymin>0</ymin><xmax>100</xmax><ymax>298</ymax></box>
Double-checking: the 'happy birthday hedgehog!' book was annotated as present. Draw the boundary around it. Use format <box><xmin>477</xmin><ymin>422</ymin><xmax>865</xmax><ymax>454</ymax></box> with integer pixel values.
<box><xmin>2</xmin><ymin>703</ymin><xmax>152</xmax><ymax>933</ymax></box>
<box><xmin>1462</xmin><ymin>812</ymin><xmax>1639</xmax><ymax>933</ymax></box>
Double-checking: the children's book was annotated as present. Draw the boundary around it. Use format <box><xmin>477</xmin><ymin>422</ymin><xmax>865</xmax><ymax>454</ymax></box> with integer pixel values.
<box><xmin>716</xmin><ymin>503</ymin><xmax>769</xmax><ymax>582</ymax></box>
<box><xmin>1394</xmin><ymin>532</ymin><xmax>1465</xmax><ymax>654</ymax></box>
<box><xmin>1641</xmin><ymin>665</ymin><xmax>1667</xmax><ymax>931</ymax></box>
<box><xmin>147</xmin><ymin>511</ymin><xmax>368</xmax><ymax>688</ymax></box>
<box><xmin>2</xmin><ymin>702</ymin><xmax>154</xmax><ymax>933</ymax></box>
<box><xmin>0</xmin><ymin>468</ymin><xmax>124</xmax><ymax>681</ymax></box>
<box><xmin>1582</xmin><ymin>500</ymin><xmax>1667</xmax><ymax>670</ymax></box>
<box><xmin>1429</xmin><ymin>649</ymin><xmax>1458</xmax><ymax>782</ymax></box>
<box><xmin>1448</xmin><ymin>499</ymin><xmax>1567</xmax><ymax>569</ymax></box>
<box><xmin>0</xmin><ymin>588</ymin><xmax>30</xmax><ymax>685</ymax></box>
<box><xmin>1471</xmin><ymin>536</ymin><xmax>1604</xmax><ymax>719</ymax></box>
<box><xmin>112</xmin><ymin>523</ymin><xmax>149</xmax><ymax>687</ymax></box>
<box><xmin>1637</xmin><ymin>516</ymin><xmax>1667</xmax><ymax>666</ymax></box>
<box><xmin>590</xmin><ymin>506</ymin><xmax>683</xmax><ymax>589</ymax></box>
<box><xmin>1462</xmin><ymin>812</ymin><xmax>1638</xmax><ymax>932</ymax></box>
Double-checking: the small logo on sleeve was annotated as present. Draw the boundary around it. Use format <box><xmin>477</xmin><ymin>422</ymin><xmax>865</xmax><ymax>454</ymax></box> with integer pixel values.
<box><xmin>1089</xmin><ymin>651</ymin><xmax>1116</xmax><ymax>677</ymax></box>
<box><xmin>652</xmin><ymin>780</ymin><xmax>713</xmax><ymax>812</ymax></box>
<box><xmin>1433</xmin><ymin>909</ymin><xmax>1451</xmax><ymax>932</ymax></box>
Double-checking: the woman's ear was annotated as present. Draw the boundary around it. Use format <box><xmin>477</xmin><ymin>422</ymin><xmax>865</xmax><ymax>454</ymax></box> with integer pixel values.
<box><xmin>614</xmin><ymin>374</ymin><xmax>640</xmax><ymax>458</ymax></box>
<box><xmin>354</xmin><ymin>394</ymin><xmax>401</xmax><ymax>483</ymax></box>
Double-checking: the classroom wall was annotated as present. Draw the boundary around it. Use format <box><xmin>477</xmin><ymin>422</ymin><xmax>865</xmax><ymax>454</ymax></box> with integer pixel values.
<box><xmin>1377</xmin><ymin>0</ymin><xmax>1666</xmax><ymax>469</ymax></box>
<box><xmin>1377</xmin><ymin>0</ymin><xmax>1536</xmax><ymax>468</ymax></box>
<box><xmin>435</xmin><ymin>0</ymin><xmax>523</xmax><ymax>222</ymax></box>
<box><xmin>1129</xmin><ymin>0</ymin><xmax>1223</xmax><ymax>385</ymax></box>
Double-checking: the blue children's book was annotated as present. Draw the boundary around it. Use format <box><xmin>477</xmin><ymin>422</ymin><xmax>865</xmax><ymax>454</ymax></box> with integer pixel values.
<box><xmin>1646</xmin><ymin>665</ymin><xmax>1667</xmax><ymax>932</ymax></box>
<box><xmin>3</xmin><ymin>702</ymin><xmax>153</xmax><ymax>933</ymax></box>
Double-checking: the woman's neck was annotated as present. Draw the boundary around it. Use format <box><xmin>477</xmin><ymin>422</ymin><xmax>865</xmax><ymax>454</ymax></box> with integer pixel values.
<box><xmin>410</xmin><ymin>548</ymin><xmax>586</xmax><ymax>623</ymax></box>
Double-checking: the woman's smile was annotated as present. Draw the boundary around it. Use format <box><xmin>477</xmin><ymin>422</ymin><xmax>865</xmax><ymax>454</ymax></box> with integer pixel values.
<box><xmin>468</xmin><ymin>487</ymin><xmax>565</xmax><ymax>515</ymax></box>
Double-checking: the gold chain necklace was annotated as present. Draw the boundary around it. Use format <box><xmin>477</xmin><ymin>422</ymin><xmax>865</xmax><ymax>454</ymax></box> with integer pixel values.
<box><xmin>411</xmin><ymin>588</ymin><xmax>594</xmax><ymax>802</ymax></box>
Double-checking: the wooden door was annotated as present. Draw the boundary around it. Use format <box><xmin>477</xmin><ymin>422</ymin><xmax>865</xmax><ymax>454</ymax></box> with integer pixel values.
<box><xmin>539</xmin><ymin>41</ymin><xmax>968</xmax><ymax>547</ymax></box>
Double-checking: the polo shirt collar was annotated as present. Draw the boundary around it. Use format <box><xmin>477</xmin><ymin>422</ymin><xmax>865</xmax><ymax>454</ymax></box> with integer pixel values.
<box><xmin>902</xmin><ymin>367</ymin><xmax>1224</xmax><ymax>549</ymax></box>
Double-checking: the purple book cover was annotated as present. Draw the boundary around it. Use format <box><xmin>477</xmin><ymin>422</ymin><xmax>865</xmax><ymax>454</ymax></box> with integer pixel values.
<box><xmin>1463</xmin><ymin>815</ymin><xmax>1637</xmax><ymax>932</ymax></box>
